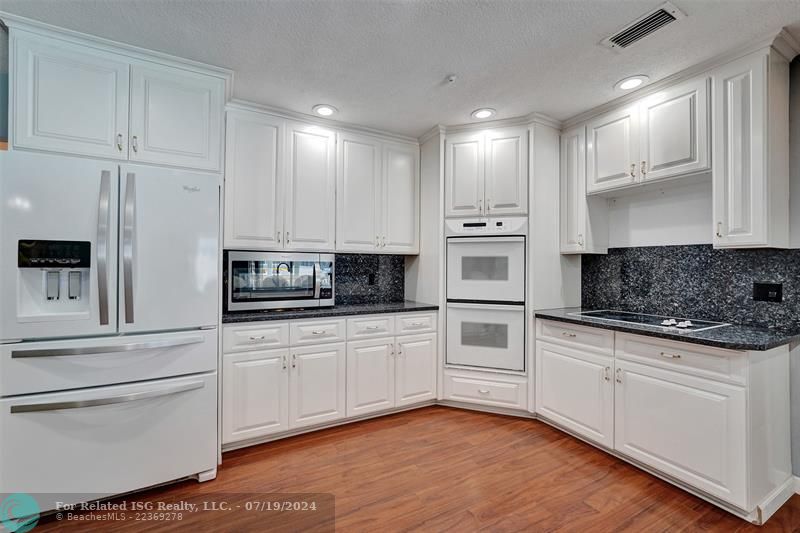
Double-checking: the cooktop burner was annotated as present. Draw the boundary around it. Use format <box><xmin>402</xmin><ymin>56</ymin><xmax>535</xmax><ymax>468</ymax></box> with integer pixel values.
<box><xmin>568</xmin><ymin>310</ymin><xmax>730</xmax><ymax>333</ymax></box>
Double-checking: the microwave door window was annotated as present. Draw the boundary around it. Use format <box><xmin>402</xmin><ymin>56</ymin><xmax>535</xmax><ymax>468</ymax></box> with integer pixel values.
<box><xmin>231</xmin><ymin>260</ymin><xmax>315</xmax><ymax>302</ymax></box>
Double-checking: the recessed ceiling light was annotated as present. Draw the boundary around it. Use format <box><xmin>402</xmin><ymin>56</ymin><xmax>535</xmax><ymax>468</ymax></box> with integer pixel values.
<box><xmin>614</xmin><ymin>75</ymin><xmax>649</xmax><ymax>91</ymax></box>
<box><xmin>471</xmin><ymin>108</ymin><xmax>496</xmax><ymax>120</ymax></box>
<box><xmin>312</xmin><ymin>104</ymin><xmax>337</xmax><ymax>117</ymax></box>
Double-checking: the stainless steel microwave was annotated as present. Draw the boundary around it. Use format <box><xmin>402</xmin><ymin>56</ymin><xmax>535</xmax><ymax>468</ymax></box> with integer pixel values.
<box><xmin>226</xmin><ymin>251</ymin><xmax>334</xmax><ymax>311</ymax></box>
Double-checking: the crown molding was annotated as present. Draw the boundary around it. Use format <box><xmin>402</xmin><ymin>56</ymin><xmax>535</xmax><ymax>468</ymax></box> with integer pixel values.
<box><xmin>562</xmin><ymin>28</ymin><xmax>799</xmax><ymax>130</ymax></box>
<box><xmin>418</xmin><ymin>125</ymin><xmax>446</xmax><ymax>144</ymax></box>
<box><xmin>437</xmin><ymin>111</ymin><xmax>562</xmax><ymax>136</ymax></box>
<box><xmin>227</xmin><ymin>99</ymin><xmax>419</xmax><ymax>145</ymax></box>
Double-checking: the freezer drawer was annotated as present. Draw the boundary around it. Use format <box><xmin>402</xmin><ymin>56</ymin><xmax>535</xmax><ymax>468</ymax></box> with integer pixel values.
<box><xmin>1</xmin><ymin>329</ymin><xmax>217</xmax><ymax>396</ymax></box>
<box><xmin>447</xmin><ymin>236</ymin><xmax>525</xmax><ymax>302</ymax></box>
<box><xmin>446</xmin><ymin>303</ymin><xmax>525</xmax><ymax>371</ymax></box>
<box><xmin>0</xmin><ymin>373</ymin><xmax>217</xmax><ymax>512</ymax></box>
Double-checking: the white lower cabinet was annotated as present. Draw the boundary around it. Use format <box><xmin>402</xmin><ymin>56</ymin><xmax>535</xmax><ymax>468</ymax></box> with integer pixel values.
<box><xmin>395</xmin><ymin>333</ymin><xmax>437</xmax><ymax>406</ymax></box>
<box><xmin>289</xmin><ymin>343</ymin><xmax>346</xmax><ymax>429</ymax></box>
<box><xmin>535</xmin><ymin>341</ymin><xmax>613</xmax><ymax>448</ymax></box>
<box><xmin>346</xmin><ymin>338</ymin><xmax>396</xmax><ymax>416</ymax></box>
<box><xmin>614</xmin><ymin>359</ymin><xmax>746</xmax><ymax>508</ymax></box>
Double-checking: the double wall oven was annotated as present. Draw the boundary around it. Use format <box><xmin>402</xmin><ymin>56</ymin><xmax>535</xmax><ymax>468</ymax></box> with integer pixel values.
<box><xmin>226</xmin><ymin>251</ymin><xmax>334</xmax><ymax>311</ymax></box>
<box><xmin>446</xmin><ymin>217</ymin><xmax>526</xmax><ymax>372</ymax></box>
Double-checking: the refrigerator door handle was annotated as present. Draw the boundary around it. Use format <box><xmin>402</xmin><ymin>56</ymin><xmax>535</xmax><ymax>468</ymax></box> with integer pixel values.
<box><xmin>123</xmin><ymin>172</ymin><xmax>136</xmax><ymax>324</ymax></box>
<box><xmin>97</xmin><ymin>170</ymin><xmax>111</xmax><ymax>326</ymax></box>
<box><xmin>10</xmin><ymin>381</ymin><xmax>204</xmax><ymax>414</ymax></box>
<box><xmin>10</xmin><ymin>335</ymin><xmax>204</xmax><ymax>358</ymax></box>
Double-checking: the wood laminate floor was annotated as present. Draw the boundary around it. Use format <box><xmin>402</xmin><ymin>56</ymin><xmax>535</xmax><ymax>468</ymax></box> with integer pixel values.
<box><xmin>35</xmin><ymin>406</ymin><xmax>800</xmax><ymax>531</ymax></box>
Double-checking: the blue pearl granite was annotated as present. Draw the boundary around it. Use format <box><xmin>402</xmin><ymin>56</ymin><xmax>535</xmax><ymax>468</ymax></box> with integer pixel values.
<box><xmin>334</xmin><ymin>253</ymin><xmax>406</xmax><ymax>305</ymax></box>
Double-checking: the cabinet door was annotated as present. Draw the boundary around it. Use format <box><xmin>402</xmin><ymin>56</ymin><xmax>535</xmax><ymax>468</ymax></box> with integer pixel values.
<box><xmin>12</xmin><ymin>30</ymin><xmax>130</xmax><ymax>159</ymax></box>
<box><xmin>222</xmin><ymin>349</ymin><xmax>289</xmax><ymax>444</ymax></box>
<box><xmin>224</xmin><ymin>110</ymin><xmax>284</xmax><ymax>249</ymax></box>
<box><xmin>712</xmin><ymin>52</ymin><xmax>769</xmax><ymax>248</ymax></box>
<box><xmin>289</xmin><ymin>343</ymin><xmax>346</xmax><ymax>429</ymax></box>
<box><xmin>395</xmin><ymin>333</ymin><xmax>437</xmax><ymax>407</ymax></box>
<box><xmin>535</xmin><ymin>341</ymin><xmax>614</xmax><ymax>448</ymax></box>
<box><xmin>484</xmin><ymin>127</ymin><xmax>527</xmax><ymax>215</ymax></box>
<box><xmin>586</xmin><ymin>105</ymin><xmax>639</xmax><ymax>193</ymax></box>
<box><xmin>129</xmin><ymin>63</ymin><xmax>224</xmax><ymax>171</ymax></box>
<box><xmin>382</xmin><ymin>142</ymin><xmax>419</xmax><ymax>253</ymax></box>
<box><xmin>336</xmin><ymin>133</ymin><xmax>381</xmax><ymax>252</ymax></box>
<box><xmin>560</xmin><ymin>126</ymin><xmax>587</xmax><ymax>253</ymax></box>
<box><xmin>640</xmin><ymin>77</ymin><xmax>709</xmax><ymax>182</ymax></box>
<box><xmin>284</xmin><ymin>122</ymin><xmax>337</xmax><ymax>251</ymax></box>
<box><xmin>346</xmin><ymin>338</ymin><xmax>395</xmax><ymax>417</ymax></box>
<box><xmin>445</xmin><ymin>131</ymin><xmax>484</xmax><ymax>217</ymax></box>
<box><xmin>614</xmin><ymin>359</ymin><xmax>746</xmax><ymax>508</ymax></box>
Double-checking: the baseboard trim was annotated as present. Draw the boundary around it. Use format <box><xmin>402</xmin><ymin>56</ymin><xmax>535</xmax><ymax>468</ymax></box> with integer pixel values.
<box><xmin>794</xmin><ymin>475</ymin><xmax>800</xmax><ymax>494</ymax></box>
<box><xmin>436</xmin><ymin>400</ymin><xmax>534</xmax><ymax>419</ymax></box>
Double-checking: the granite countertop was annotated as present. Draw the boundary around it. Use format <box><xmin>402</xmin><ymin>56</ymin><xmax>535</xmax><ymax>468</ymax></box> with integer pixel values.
<box><xmin>535</xmin><ymin>307</ymin><xmax>800</xmax><ymax>351</ymax></box>
<box><xmin>223</xmin><ymin>300</ymin><xmax>439</xmax><ymax>324</ymax></box>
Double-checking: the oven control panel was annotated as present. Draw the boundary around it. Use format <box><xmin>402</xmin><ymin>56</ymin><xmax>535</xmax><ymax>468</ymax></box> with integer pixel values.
<box><xmin>445</xmin><ymin>216</ymin><xmax>527</xmax><ymax>236</ymax></box>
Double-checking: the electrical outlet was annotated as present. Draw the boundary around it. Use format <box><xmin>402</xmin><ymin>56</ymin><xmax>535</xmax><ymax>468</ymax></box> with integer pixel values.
<box><xmin>753</xmin><ymin>282</ymin><xmax>782</xmax><ymax>303</ymax></box>
<box><xmin>368</xmin><ymin>273</ymin><xmax>376</xmax><ymax>286</ymax></box>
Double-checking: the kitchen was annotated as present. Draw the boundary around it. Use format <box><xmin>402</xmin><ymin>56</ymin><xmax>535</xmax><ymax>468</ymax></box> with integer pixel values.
<box><xmin>1</xmin><ymin>0</ymin><xmax>800</xmax><ymax>530</ymax></box>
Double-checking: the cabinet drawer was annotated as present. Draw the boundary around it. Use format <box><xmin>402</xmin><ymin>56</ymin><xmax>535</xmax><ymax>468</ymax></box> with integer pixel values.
<box><xmin>223</xmin><ymin>323</ymin><xmax>289</xmax><ymax>353</ymax></box>
<box><xmin>395</xmin><ymin>313</ymin><xmax>437</xmax><ymax>335</ymax></box>
<box><xmin>443</xmin><ymin>371</ymin><xmax>527</xmax><ymax>410</ymax></box>
<box><xmin>615</xmin><ymin>333</ymin><xmax>746</xmax><ymax>385</ymax></box>
<box><xmin>290</xmin><ymin>319</ymin><xmax>346</xmax><ymax>345</ymax></box>
<box><xmin>536</xmin><ymin>319</ymin><xmax>614</xmax><ymax>355</ymax></box>
<box><xmin>347</xmin><ymin>316</ymin><xmax>395</xmax><ymax>339</ymax></box>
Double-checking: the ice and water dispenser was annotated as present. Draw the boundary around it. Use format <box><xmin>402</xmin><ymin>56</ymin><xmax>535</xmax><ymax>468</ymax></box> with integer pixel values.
<box><xmin>17</xmin><ymin>240</ymin><xmax>91</xmax><ymax>318</ymax></box>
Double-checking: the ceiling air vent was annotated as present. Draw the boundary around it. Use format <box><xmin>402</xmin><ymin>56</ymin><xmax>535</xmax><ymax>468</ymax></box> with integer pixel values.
<box><xmin>601</xmin><ymin>2</ymin><xmax>686</xmax><ymax>51</ymax></box>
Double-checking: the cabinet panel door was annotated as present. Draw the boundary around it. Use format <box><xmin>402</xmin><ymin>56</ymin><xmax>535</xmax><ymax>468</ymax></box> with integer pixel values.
<box><xmin>289</xmin><ymin>343</ymin><xmax>346</xmax><ymax>429</ymax></box>
<box><xmin>614</xmin><ymin>360</ymin><xmax>746</xmax><ymax>508</ymax></box>
<box><xmin>346</xmin><ymin>338</ymin><xmax>395</xmax><ymax>417</ymax></box>
<box><xmin>535</xmin><ymin>341</ymin><xmax>614</xmax><ymax>448</ymax></box>
<box><xmin>560</xmin><ymin>126</ymin><xmax>587</xmax><ymax>253</ymax></box>
<box><xmin>382</xmin><ymin>142</ymin><xmax>419</xmax><ymax>253</ymax></box>
<box><xmin>284</xmin><ymin>122</ymin><xmax>337</xmax><ymax>251</ymax></box>
<box><xmin>445</xmin><ymin>132</ymin><xmax>484</xmax><ymax>217</ymax></box>
<box><xmin>224</xmin><ymin>111</ymin><xmax>284</xmax><ymax>249</ymax></box>
<box><xmin>395</xmin><ymin>333</ymin><xmax>436</xmax><ymax>407</ymax></box>
<box><xmin>586</xmin><ymin>105</ymin><xmax>639</xmax><ymax>193</ymax></box>
<box><xmin>222</xmin><ymin>349</ymin><xmax>289</xmax><ymax>444</ymax></box>
<box><xmin>129</xmin><ymin>63</ymin><xmax>224</xmax><ymax>171</ymax></box>
<box><xmin>712</xmin><ymin>53</ymin><xmax>768</xmax><ymax>248</ymax></box>
<box><xmin>336</xmin><ymin>133</ymin><xmax>381</xmax><ymax>252</ymax></box>
<box><xmin>12</xmin><ymin>30</ymin><xmax>130</xmax><ymax>159</ymax></box>
<box><xmin>485</xmin><ymin>127</ymin><xmax>527</xmax><ymax>215</ymax></box>
<box><xmin>640</xmin><ymin>77</ymin><xmax>709</xmax><ymax>182</ymax></box>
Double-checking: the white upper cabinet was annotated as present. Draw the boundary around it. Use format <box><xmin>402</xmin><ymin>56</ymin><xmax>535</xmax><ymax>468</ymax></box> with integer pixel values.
<box><xmin>639</xmin><ymin>77</ymin><xmax>709</xmax><ymax>182</ymax></box>
<box><xmin>712</xmin><ymin>48</ymin><xmax>790</xmax><ymax>249</ymax></box>
<box><xmin>284</xmin><ymin>122</ymin><xmax>337</xmax><ymax>251</ymax></box>
<box><xmin>484</xmin><ymin>127</ymin><xmax>528</xmax><ymax>215</ymax></box>
<box><xmin>586</xmin><ymin>105</ymin><xmax>639</xmax><ymax>193</ymax></box>
<box><xmin>445</xmin><ymin>131</ymin><xmax>484</xmax><ymax>217</ymax></box>
<box><xmin>381</xmin><ymin>141</ymin><xmax>419</xmax><ymax>253</ymax></box>
<box><xmin>337</xmin><ymin>133</ymin><xmax>382</xmax><ymax>252</ymax></box>
<box><xmin>129</xmin><ymin>63</ymin><xmax>224</xmax><ymax>171</ymax></box>
<box><xmin>224</xmin><ymin>111</ymin><xmax>284</xmax><ymax>249</ymax></box>
<box><xmin>10</xmin><ymin>28</ymin><xmax>226</xmax><ymax>171</ymax></box>
<box><xmin>12</xmin><ymin>30</ymin><xmax>130</xmax><ymax>160</ymax></box>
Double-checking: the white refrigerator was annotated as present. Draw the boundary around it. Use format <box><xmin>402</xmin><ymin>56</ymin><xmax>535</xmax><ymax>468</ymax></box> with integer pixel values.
<box><xmin>0</xmin><ymin>151</ymin><xmax>219</xmax><ymax>510</ymax></box>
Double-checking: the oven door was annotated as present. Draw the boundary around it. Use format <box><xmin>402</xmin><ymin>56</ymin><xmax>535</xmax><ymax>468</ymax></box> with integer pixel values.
<box><xmin>446</xmin><ymin>236</ymin><xmax>525</xmax><ymax>303</ymax></box>
<box><xmin>228</xmin><ymin>252</ymin><xmax>319</xmax><ymax>310</ymax></box>
<box><xmin>446</xmin><ymin>303</ymin><xmax>525</xmax><ymax>371</ymax></box>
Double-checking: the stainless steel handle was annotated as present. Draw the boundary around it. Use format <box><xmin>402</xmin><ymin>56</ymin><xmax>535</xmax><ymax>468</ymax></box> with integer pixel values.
<box><xmin>10</xmin><ymin>381</ymin><xmax>204</xmax><ymax>414</ymax></box>
<box><xmin>409</xmin><ymin>322</ymin><xmax>424</xmax><ymax>327</ymax></box>
<box><xmin>381</xmin><ymin>236</ymin><xmax>386</xmax><ymax>248</ymax></box>
<box><xmin>376</xmin><ymin>235</ymin><xmax>380</xmax><ymax>248</ymax></box>
<box><xmin>616</xmin><ymin>367</ymin><xmax>622</xmax><ymax>384</ymax></box>
<box><xmin>486</xmin><ymin>200</ymin><xmax>491</xmax><ymax>212</ymax></box>
<box><xmin>123</xmin><ymin>173</ymin><xmax>136</xmax><ymax>324</ymax></box>
<box><xmin>131</xmin><ymin>135</ymin><xmax>139</xmax><ymax>153</ymax></box>
<box><xmin>716</xmin><ymin>222</ymin><xmax>723</xmax><ymax>238</ymax></box>
<box><xmin>116</xmin><ymin>133</ymin><xmax>123</xmax><ymax>152</ymax></box>
<box><xmin>630</xmin><ymin>163</ymin><xmax>636</xmax><ymax>178</ymax></box>
<box><xmin>365</xmin><ymin>325</ymin><xmax>380</xmax><ymax>330</ymax></box>
<box><xmin>478</xmin><ymin>389</ymin><xmax>490</xmax><ymax>395</ymax></box>
<box><xmin>561</xmin><ymin>332</ymin><xmax>577</xmax><ymax>338</ymax></box>
<box><xmin>11</xmin><ymin>336</ymin><xmax>203</xmax><ymax>358</ymax></box>
<box><xmin>604</xmin><ymin>366</ymin><xmax>611</xmax><ymax>382</ymax></box>
<box><xmin>397</xmin><ymin>345</ymin><xmax>402</xmax><ymax>356</ymax></box>
<box><xmin>249</xmin><ymin>335</ymin><xmax>266</xmax><ymax>341</ymax></box>
<box><xmin>292</xmin><ymin>354</ymin><xmax>296</xmax><ymax>369</ymax></box>
<box><xmin>313</xmin><ymin>262</ymin><xmax>322</xmax><ymax>299</ymax></box>
<box><xmin>97</xmin><ymin>170</ymin><xmax>111</xmax><ymax>326</ymax></box>
<box><xmin>577</xmin><ymin>234</ymin><xmax>584</xmax><ymax>246</ymax></box>
<box><xmin>285</xmin><ymin>231</ymin><xmax>290</xmax><ymax>244</ymax></box>
<box><xmin>641</xmin><ymin>160</ymin><xmax>647</xmax><ymax>177</ymax></box>
<box><xmin>478</xmin><ymin>199</ymin><xmax>483</xmax><ymax>214</ymax></box>
<box><xmin>311</xmin><ymin>330</ymin><xmax>326</xmax><ymax>335</ymax></box>
<box><xmin>282</xmin><ymin>355</ymin><xmax>287</xmax><ymax>370</ymax></box>
<box><xmin>660</xmin><ymin>351</ymin><xmax>682</xmax><ymax>359</ymax></box>
<box><xmin>277</xmin><ymin>231</ymin><xmax>282</xmax><ymax>244</ymax></box>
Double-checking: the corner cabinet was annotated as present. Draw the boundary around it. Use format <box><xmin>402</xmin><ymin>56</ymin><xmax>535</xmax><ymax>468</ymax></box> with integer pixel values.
<box><xmin>10</xmin><ymin>28</ymin><xmax>226</xmax><ymax>171</ymax></box>
<box><xmin>711</xmin><ymin>48</ymin><xmax>790</xmax><ymax>248</ymax></box>
<box><xmin>445</xmin><ymin>126</ymin><xmax>527</xmax><ymax>217</ymax></box>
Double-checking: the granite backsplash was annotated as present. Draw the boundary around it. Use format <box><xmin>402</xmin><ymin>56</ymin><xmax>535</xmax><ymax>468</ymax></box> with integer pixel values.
<box><xmin>582</xmin><ymin>244</ymin><xmax>800</xmax><ymax>331</ymax></box>
<box><xmin>335</xmin><ymin>253</ymin><xmax>405</xmax><ymax>305</ymax></box>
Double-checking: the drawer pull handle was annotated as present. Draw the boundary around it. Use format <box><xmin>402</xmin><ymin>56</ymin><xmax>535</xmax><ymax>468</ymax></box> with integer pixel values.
<box><xmin>365</xmin><ymin>325</ymin><xmax>381</xmax><ymax>330</ymax></box>
<box><xmin>477</xmin><ymin>389</ymin><xmax>490</xmax><ymax>395</ymax></box>
<box><xmin>660</xmin><ymin>352</ymin><xmax>682</xmax><ymax>359</ymax></box>
<box><xmin>311</xmin><ymin>330</ymin><xmax>326</xmax><ymax>335</ymax></box>
<box><xmin>249</xmin><ymin>335</ymin><xmax>266</xmax><ymax>341</ymax></box>
<box><xmin>561</xmin><ymin>332</ymin><xmax>577</xmax><ymax>338</ymax></box>
<box><xmin>410</xmin><ymin>322</ymin><xmax>424</xmax><ymax>327</ymax></box>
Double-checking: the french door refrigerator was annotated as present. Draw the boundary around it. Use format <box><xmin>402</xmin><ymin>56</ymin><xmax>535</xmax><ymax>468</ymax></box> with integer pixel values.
<box><xmin>0</xmin><ymin>150</ymin><xmax>219</xmax><ymax>511</ymax></box>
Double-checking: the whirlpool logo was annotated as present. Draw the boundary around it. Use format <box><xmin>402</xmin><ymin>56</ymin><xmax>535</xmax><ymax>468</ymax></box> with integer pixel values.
<box><xmin>0</xmin><ymin>493</ymin><xmax>40</xmax><ymax>532</ymax></box>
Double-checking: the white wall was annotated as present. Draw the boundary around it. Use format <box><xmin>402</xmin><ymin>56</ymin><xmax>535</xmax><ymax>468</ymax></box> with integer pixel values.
<box><xmin>790</xmin><ymin>57</ymin><xmax>800</xmax><ymax>248</ymax></box>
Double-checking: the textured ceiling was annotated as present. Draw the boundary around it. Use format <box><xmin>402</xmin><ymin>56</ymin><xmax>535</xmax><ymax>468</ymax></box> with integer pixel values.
<box><xmin>1</xmin><ymin>0</ymin><xmax>800</xmax><ymax>137</ymax></box>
